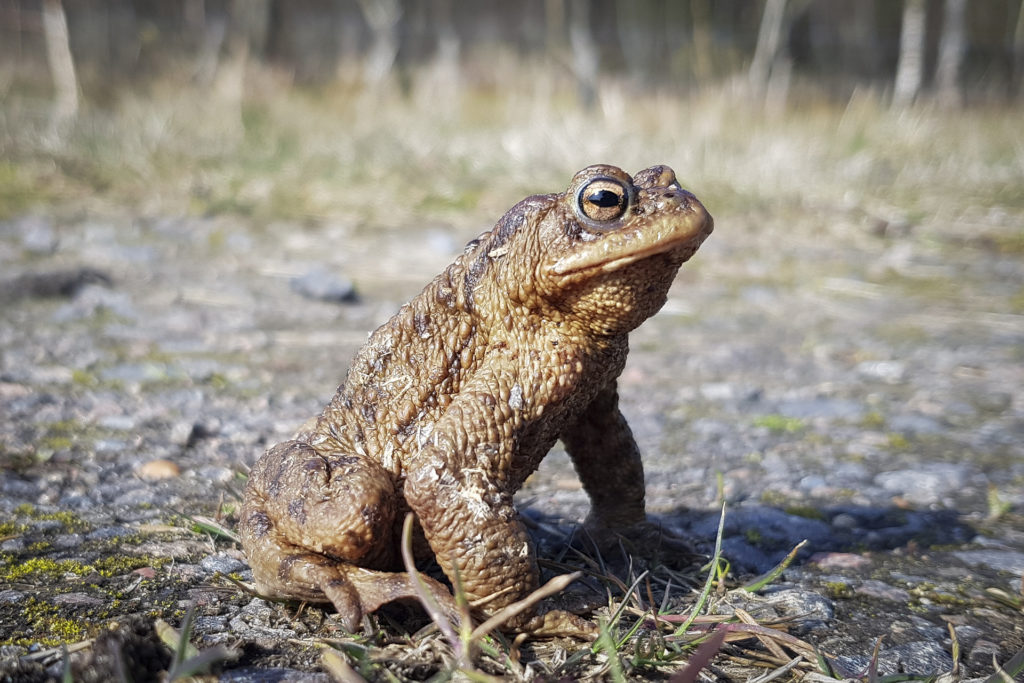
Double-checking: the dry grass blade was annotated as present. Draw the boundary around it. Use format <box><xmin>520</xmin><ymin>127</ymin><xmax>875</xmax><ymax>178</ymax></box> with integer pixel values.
<box><xmin>947</xmin><ymin>622</ymin><xmax>960</xmax><ymax>678</ymax></box>
<box><xmin>469</xmin><ymin>571</ymin><xmax>582</xmax><ymax>641</ymax></box>
<box><xmin>734</xmin><ymin>608</ymin><xmax>788</xmax><ymax>661</ymax></box>
<box><xmin>985</xmin><ymin>647</ymin><xmax>1024</xmax><ymax>683</ymax></box>
<box><xmin>155</xmin><ymin>616</ymin><xmax>198</xmax><ymax>662</ymax></box>
<box><xmin>19</xmin><ymin>638</ymin><xmax>95</xmax><ymax>664</ymax></box>
<box><xmin>215</xmin><ymin>570</ymin><xmax>268</xmax><ymax>599</ymax></box>
<box><xmin>398</xmin><ymin>513</ymin><xmax>460</xmax><ymax>653</ymax></box>
<box><xmin>715</xmin><ymin>622</ymin><xmax>816</xmax><ymax>656</ymax></box>
<box><xmin>867</xmin><ymin>635</ymin><xmax>883</xmax><ymax>683</ymax></box>
<box><xmin>747</xmin><ymin>655</ymin><xmax>805</xmax><ymax>683</ymax></box>
<box><xmin>321</xmin><ymin>647</ymin><xmax>369</xmax><ymax>683</ymax></box>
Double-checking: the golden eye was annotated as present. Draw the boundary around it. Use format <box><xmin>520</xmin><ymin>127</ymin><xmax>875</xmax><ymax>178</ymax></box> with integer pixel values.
<box><xmin>576</xmin><ymin>177</ymin><xmax>629</xmax><ymax>224</ymax></box>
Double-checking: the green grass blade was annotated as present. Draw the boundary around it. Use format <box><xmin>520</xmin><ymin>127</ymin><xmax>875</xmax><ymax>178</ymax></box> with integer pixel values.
<box><xmin>673</xmin><ymin>502</ymin><xmax>726</xmax><ymax>637</ymax></box>
<box><xmin>742</xmin><ymin>539</ymin><xmax>808</xmax><ymax>592</ymax></box>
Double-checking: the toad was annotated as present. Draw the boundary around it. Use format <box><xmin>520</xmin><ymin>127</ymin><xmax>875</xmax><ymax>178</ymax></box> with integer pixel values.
<box><xmin>239</xmin><ymin>164</ymin><xmax>713</xmax><ymax>636</ymax></box>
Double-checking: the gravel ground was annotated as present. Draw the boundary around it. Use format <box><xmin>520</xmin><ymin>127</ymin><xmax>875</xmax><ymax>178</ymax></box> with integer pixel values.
<box><xmin>1</xmin><ymin>188</ymin><xmax>1023</xmax><ymax>679</ymax></box>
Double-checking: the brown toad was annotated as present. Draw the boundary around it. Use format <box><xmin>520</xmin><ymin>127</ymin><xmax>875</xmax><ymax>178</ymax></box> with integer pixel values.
<box><xmin>239</xmin><ymin>164</ymin><xmax>713</xmax><ymax>636</ymax></box>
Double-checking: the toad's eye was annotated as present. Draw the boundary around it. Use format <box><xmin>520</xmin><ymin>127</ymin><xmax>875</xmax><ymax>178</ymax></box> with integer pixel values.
<box><xmin>576</xmin><ymin>177</ymin><xmax>630</xmax><ymax>224</ymax></box>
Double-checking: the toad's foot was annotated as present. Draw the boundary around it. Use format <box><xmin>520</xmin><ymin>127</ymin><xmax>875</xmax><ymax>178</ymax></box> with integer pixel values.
<box><xmin>514</xmin><ymin>608</ymin><xmax>598</xmax><ymax>639</ymax></box>
<box><xmin>240</xmin><ymin>534</ymin><xmax>460</xmax><ymax>632</ymax></box>
<box><xmin>580</xmin><ymin>518</ymin><xmax>701</xmax><ymax>569</ymax></box>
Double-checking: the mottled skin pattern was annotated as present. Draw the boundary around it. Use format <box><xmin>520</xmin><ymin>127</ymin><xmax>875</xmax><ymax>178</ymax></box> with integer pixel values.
<box><xmin>240</xmin><ymin>164</ymin><xmax>713</xmax><ymax>636</ymax></box>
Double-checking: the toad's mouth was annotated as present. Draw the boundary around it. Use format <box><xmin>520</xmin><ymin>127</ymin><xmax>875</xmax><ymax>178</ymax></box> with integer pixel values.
<box><xmin>550</xmin><ymin>192</ymin><xmax>713</xmax><ymax>278</ymax></box>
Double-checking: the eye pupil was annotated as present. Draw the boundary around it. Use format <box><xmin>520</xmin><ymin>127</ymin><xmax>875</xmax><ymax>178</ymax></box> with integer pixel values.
<box><xmin>576</xmin><ymin>176</ymin><xmax>631</xmax><ymax>225</ymax></box>
<box><xmin>587</xmin><ymin>190</ymin><xmax>621</xmax><ymax>208</ymax></box>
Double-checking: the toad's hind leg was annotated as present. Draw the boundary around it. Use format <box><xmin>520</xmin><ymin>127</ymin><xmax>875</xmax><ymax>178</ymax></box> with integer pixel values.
<box><xmin>239</xmin><ymin>440</ymin><xmax>458</xmax><ymax>630</ymax></box>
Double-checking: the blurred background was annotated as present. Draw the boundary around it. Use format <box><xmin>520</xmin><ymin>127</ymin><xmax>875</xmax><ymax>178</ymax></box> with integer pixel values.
<box><xmin>1</xmin><ymin>0</ymin><xmax>1022</xmax><ymax>228</ymax></box>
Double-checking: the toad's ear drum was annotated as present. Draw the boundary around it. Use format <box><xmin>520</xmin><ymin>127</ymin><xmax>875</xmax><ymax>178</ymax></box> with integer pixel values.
<box><xmin>577</xmin><ymin>177</ymin><xmax>629</xmax><ymax>223</ymax></box>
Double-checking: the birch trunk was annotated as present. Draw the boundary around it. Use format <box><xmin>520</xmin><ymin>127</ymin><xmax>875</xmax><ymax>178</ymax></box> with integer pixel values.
<box><xmin>41</xmin><ymin>0</ymin><xmax>78</xmax><ymax>128</ymax></box>
<box><xmin>893</xmin><ymin>0</ymin><xmax>927</xmax><ymax>107</ymax></box>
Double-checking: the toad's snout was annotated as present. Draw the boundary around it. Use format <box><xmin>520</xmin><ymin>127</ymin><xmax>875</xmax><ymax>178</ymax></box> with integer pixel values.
<box><xmin>641</xmin><ymin>187</ymin><xmax>712</xmax><ymax>234</ymax></box>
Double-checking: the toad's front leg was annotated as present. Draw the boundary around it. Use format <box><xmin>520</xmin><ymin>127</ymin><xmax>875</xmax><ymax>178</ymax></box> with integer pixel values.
<box><xmin>562</xmin><ymin>383</ymin><xmax>698</xmax><ymax>565</ymax></box>
<box><xmin>403</xmin><ymin>388</ymin><xmax>594</xmax><ymax>638</ymax></box>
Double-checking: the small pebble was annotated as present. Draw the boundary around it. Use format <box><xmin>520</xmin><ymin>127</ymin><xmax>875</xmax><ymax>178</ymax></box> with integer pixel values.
<box><xmin>856</xmin><ymin>360</ymin><xmax>906</xmax><ymax>383</ymax></box>
<box><xmin>967</xmin><ymin>639</ymin><xmax>1002</xmax><ymax>669</ymax></box>
<box><xmin>953</xmin><ymin>549</ymin><xmax>1024</xmax><ymax>575</ymax></box>
<box><xmin>809</xmin><ymin>551</ymin><xmax>870</xmax><ymax>569</ymax></box>
<box><xmin>86</xmin><ymin>526</ymin><xmax>134</xmax><ymax>541</ymax></box>
<box><xmin>290</xmin><ymin>266</ymin><xmax>359</xmax><ymax>303</ymax></box>
<box><xmin>52</xmin><ymin>592</ymin><xmax>104</xmax><ymax>606</ymax></box>
<box><xmin>856</xmin><ymin>579</ymin><xmax>910</xmax><ymax>602</ymax></box>
<box><xmin>200</xmin><ymin>553</ymin><xmax>246</xmax><ymax>575</ymax></box>
<box><xmin>135</xmin><ymin>459</ymin><xmax>181</xmax><ymax>480</ymax></box>
<box><xmin>0</xmin><ymin>590</ymin><xmax>26</xmax><ymax>604</ymax></box>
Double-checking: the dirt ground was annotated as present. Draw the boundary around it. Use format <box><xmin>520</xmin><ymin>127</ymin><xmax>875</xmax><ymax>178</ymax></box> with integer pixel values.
<box><xmin>1</xmin><ymin>89</ymin><xmax>1023</xmax><ymax>680</ymax></box>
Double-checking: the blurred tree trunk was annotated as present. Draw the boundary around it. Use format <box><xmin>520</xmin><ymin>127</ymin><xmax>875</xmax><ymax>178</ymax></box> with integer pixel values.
<box><xmin>193</xmin><ymin>5</ymin><xmax>225</xmax><ymax>85</ymax></box>
<box><xmin>935</xmin><ymin>0</ymin><xmax>966</xmax><ymax>107</ymax></box>
<box><xmin>431</xmin><ymin>0</ymin><xmax>460</xmax><ymax>86</ymax></box>
<box><xmin>1014</xmin><ymin>0</ymin><xmax>1024</xmax><ymax>99</ymax></box>
<box><xmin>356</xmin><ymin>0</ymin><xmax>401</xmax><ymax>88</ymax></box>
<box><xmin>748</xmin><ymin>0</ymin><xmax>791</xmax><ymax>109</ymax></box>
<box><xmin>568</xmin><ymin>0</ymin><xmax>598</xmax><ymax>109</ymax></box>
<box><xmin>749</xmin><ymin>0</ymin><xmax>787</xmax><ymax>92</ymax></box>
<box><xmin>203</xmin><ymin>0</ymin><xmax>267</xmax><ymax>140</ymax></box>
<box><xmin>893</xmin><ymin>0</ymin><xmax>926</xmax><ymax>107</ymax></box>
<box><xmin>545</xmin><ymin>0</ymin><xmax>565</xmax><ymax>58</ymax></box>
<box><xmin>41</xmin><ymin>0</ymin><xmax>78</xmax><ymax>129</ymax></box>
<box><xmin>690</xmin><ymin>0</ymin><xmax>713</xmax><ymax>82</ymax></box>
<box><xmin>213</xmin><ymin>0</ymin><xmax>253</xmax><ymax>104</ymax></box>
<box><xmin>416</xmin><ymin>0</ymin><xmax>460</xmax><ymax>112</ymax></box>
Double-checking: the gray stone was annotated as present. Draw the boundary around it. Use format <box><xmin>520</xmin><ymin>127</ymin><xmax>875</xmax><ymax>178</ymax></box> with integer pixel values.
<box><xmin>112</xmin><ymin>487</ymin><xmax>161</xmax><ymax>507</ymax></box>
<box><xmin>99</xmin><ymin>361</ymin><xmax>181</xmax><ymax>385</ymax></box>
<box><xmin>193</xmin><ymin>615</ymin><xmax>229</xmax><ymax>633</ymax></box>
<box><xmin>52</xmin><ymin>592</ymin><xmax>104</xmax><ymax>606</ymax></box>
<box><xmin>165</xmin><ymin>564</ymin><xmax>207</xmax><ymax>582</ymax></box>
<box><xmin>87</xmin><ymin>526</ymin><xmax>134</xmax><ymax>541</ymax></box>
<box><xmin>967</xmin><ymin>639</ymin><xmax>1002</xmax><ymax>670</ymax></box>
<box><xmin>17</xmin><ymin>215</ymin><xmax>58</xmax><ymax>254</ymax></box>
<box><xmin>874</xmin><ymin>463</ymin><xmax>975</xmax><ymax>506</ymax></box>
<box><xmin>99</xmin><ymin>415</ymin><xmax>138</xmax><ymax>431</ymax></box>
<box><xmin>762</xmin><ymin>588</ymin><xmax>834</xmax><ymax>631</ymax></box>
<box><xmin>220</xmin><ymin>667</ymin><xmax>332</xmax><ymax>682</ymax></box>
<box><xmin>856</xmin><ymin>579</ymin><xmax>910</xmax><ymax>602</ymax></box>
<box><xmin>289</xmin><ymin>266</ymin><xmax>358</xmax><ymax>303</ymax></box>
<box><xmin>884</xmin><ymin>641</ymin><xmax>953</xmax><ymax>674</ymax></box>
<box><xmin>1</xmin><ymin>538</ymin><xmax>25</xmax><ymax>552</ymax></box>
<box><xmin>953</xmin><ymin>624</ymin><xmax>982</xmax><ymax>650</ymax></box>
<box><xmin>889</xmin><ymin>616</ymin><xmax>946</xmax><ymax>642</ymax></box>
<box><xmin>889</xmin><ymin>414</ymin><xmax>943</xmax><ymax>435</ymax></box>
<box><xmin>776</xmin><ymin>397</ymin><xmax>865</xmax><ymax>421</ymax></box>
<box><xmin>0</xmin><ymin>590</ymin><xmax>26</xmax><ymax>604</ymax></box>
<box><xmin>834</xmin><ymin>640</ymin><xmax>953</xmax><ymax>676</ymax></box>
<box><xmin>831</xmin><ymin>513</ymin><xmax>858</xmax><ymax>529</ymax></box>
<box><xmin>53</xmin><ymin>285</ymin><xmax>135</xmax><ymax>322</ymax></box>
<box><xmin>856</xmin><ymin>360</ymin><xmax>906</xmax><ymax>383</ymax></box>
<box><xmin>953</xmin><ymin>549</ymin><xmax>1024</xmax><ymax>575</ymax></box>
<box><xmin>200</xmin><ymin>553</ymin><xmax>247</xmax><ymax>575</ymax></box>
<box><xmin>53</xmin><ymin>533</ymin><xmax>84</xmax><ymax>549</ymax></box>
